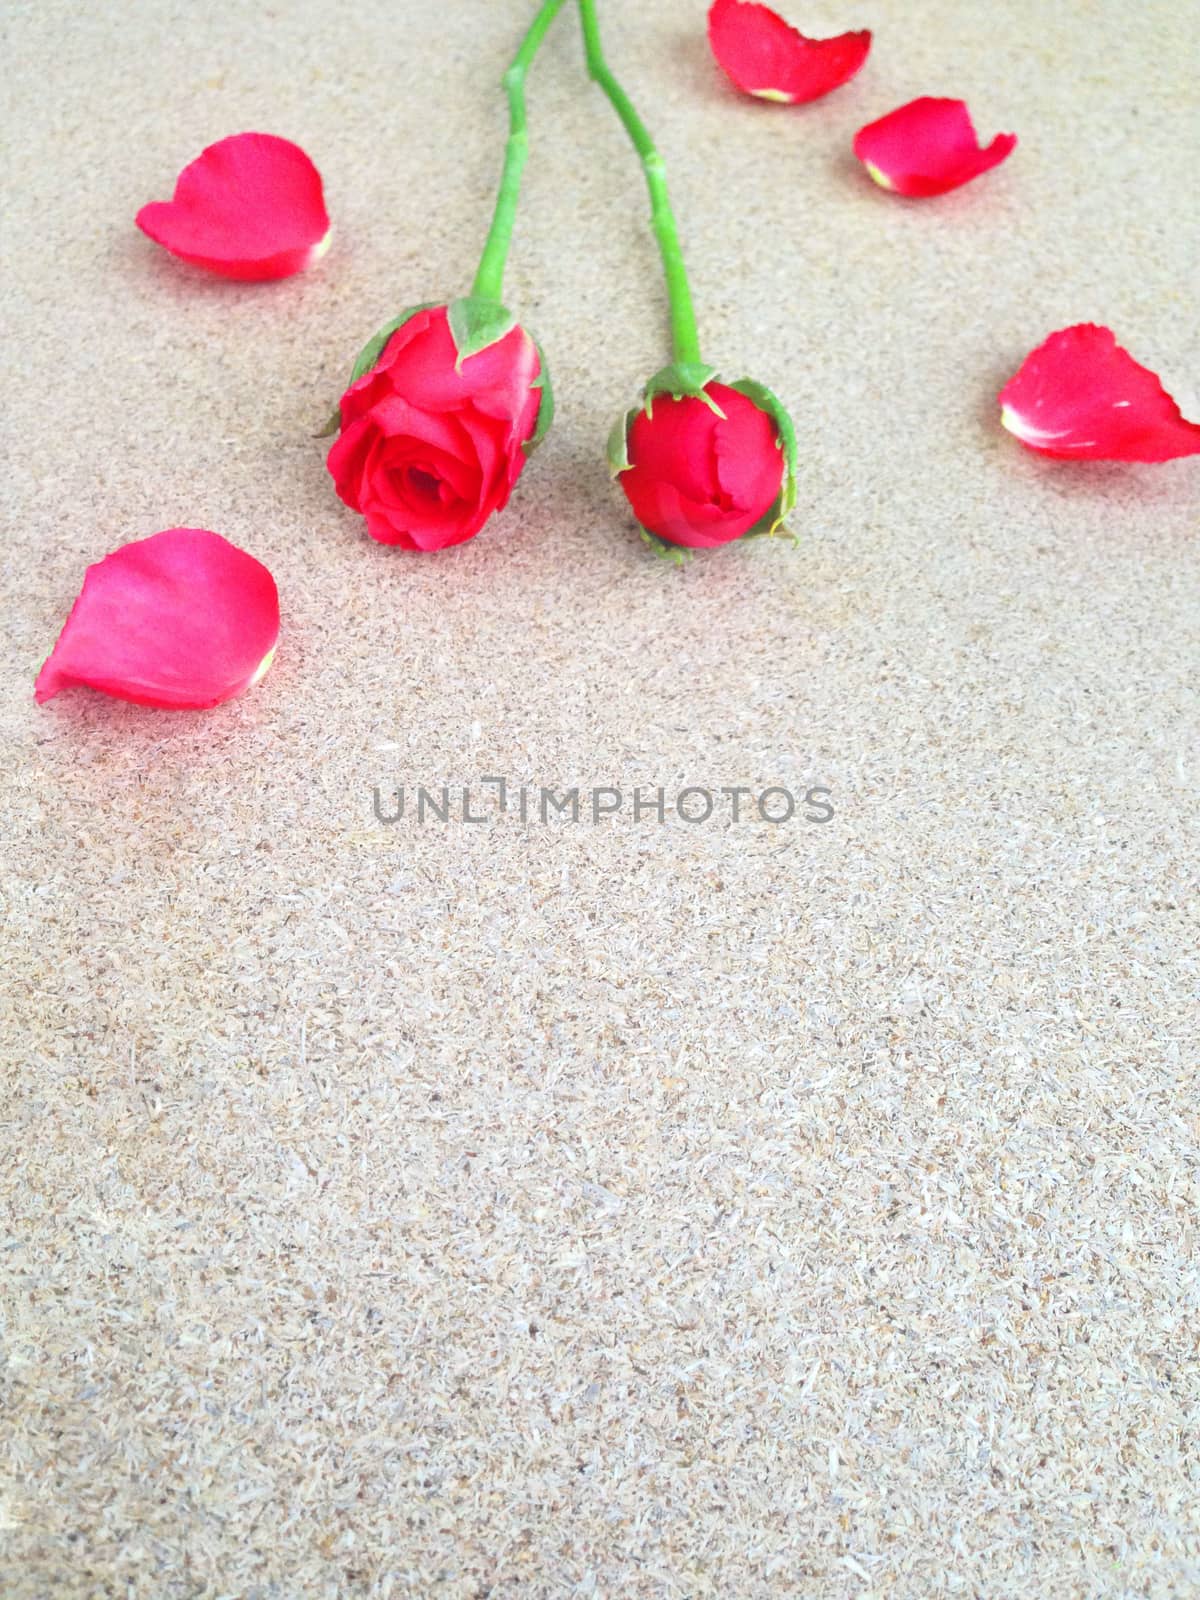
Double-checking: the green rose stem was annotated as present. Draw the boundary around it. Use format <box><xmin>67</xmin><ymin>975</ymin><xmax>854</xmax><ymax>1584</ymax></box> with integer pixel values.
<box><xmin>322</xmin><ymin>0</ymin><xmax>568</xmax><ymax>429</ymax></box>
<box><xmin>471</xmin><ymin>0</ymin><xmax>570</xmax><ymax>305</ymax></box>
<box><xmin>576</xmin><ymin>0</ymin><xmax>703</xmax><ymax>369</ymax></box>
<box><xmin>579</xmin><ymin>0</ymin><xmax>799</xmax><ymax>557</ymax></box>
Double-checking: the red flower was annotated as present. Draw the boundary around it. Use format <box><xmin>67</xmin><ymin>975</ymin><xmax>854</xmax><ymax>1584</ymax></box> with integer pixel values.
<box><xmin>327</xmin><ymin>303</ymin><xmax>545</xmax><ymax>551</ymax></box>
<box><xmin>610</xmin><ymin>377</ymin><xmax>793</xmax><ymax>551</ymax></box>
<box><xmin>853</xmin><ymin>97</ymin><xmax>1016</xmax><ymax>197</ymax></box>
<box><xmin>999</xmin><ymin>324</ymin><xmax>1200</xmax><ymax>463</ymax></box>
<box><xmin>35</xmin><ymin>529</ymin><xmax>279</xmax><ymax>709</ymax></box>
<box><xmin>136</xmin><ymin>132</ymin><xmax>331</xmax><ymax>280</ymax></box>
<box><xmin>707</xmin><ymin>0</ymin><xmax>870</xmax><ymax>104</ymax></box>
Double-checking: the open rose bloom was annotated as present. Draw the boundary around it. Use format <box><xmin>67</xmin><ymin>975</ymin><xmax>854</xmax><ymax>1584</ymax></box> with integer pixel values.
<box><xmin>327</xmin><ymin>304</ymin><xmax>547</xmax><ymax>551</ymax></box>
<box><xmin>609</xmin><ymin>371</ymin><xmax>797</xmax><ymax>552</ymax></box>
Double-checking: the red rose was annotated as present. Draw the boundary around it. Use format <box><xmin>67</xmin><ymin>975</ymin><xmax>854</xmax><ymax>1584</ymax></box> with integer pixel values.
<box><xmin>615</xmin><ymin>381</ymin><xmax>787</xmax><ymax>549</ymax></box>
<box><xmin>327</xmin><ymin>305</ymin><xmax>543</xmax><ymax>551</ymax></box>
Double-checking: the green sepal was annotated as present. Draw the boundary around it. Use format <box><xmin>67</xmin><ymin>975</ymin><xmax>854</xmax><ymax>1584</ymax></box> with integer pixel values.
<box><xmin>727</xmin><ymin>377</ymin><xmax>799</xmax><ymax>538</ymax></box>
<box><xmin>643</xmin><ymin>361</ymin><xmax>722</xmax><ymax>419</ymax></box>
<box><xmin>637</xmin><ymin>526</ymin><xmax>689</xmax><ymax>566</ymax></box>
<box><xmin>524</xmin><ymin>339</ymin><xmax>554</xmax><ymax>456</ymax></box>
<box><xmin>447</xmin><ymin>296</ymin><xmax>517</xmax><ymax>368</ymax></box>
<box><xmin>606</xmin><ymin>407</ymin><xmax>638</xmax><ymax>478</ymax></box>
<box><xmin>741</xmin><ymin>504</ymin><xmax>800</xmax><ymax>546</ymax></box>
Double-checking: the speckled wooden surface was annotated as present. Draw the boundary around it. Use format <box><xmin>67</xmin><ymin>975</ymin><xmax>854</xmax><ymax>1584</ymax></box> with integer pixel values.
<box><xmin>2</xmin><ymin>0</ymin><xmax>1198</xmax><ymax>1594</ymax></box>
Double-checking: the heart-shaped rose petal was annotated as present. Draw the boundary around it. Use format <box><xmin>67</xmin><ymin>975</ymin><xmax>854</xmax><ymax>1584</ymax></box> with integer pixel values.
<box><xmin>36</xmin><ymin>528</ymin><xmax>280</xmax><ymax>709</ymax></box>
<box><xmin>707</xmin><ymin>0</ymin><xmax>870</xmax><ymax>104</ymax></box>
<box><xmin>999</xmin><ymin>325</ymin><xmax>1200</xmax><ymax>462</ymax></box>
<box><xmin>137</xmin><ymin>132</ymin><xmax>331</xmax><ymax>280</ymax></box>
<box><xmin>853</xmin><ymin>97</ymin><xmax>1016</xmax><ymax>197</ymax></box>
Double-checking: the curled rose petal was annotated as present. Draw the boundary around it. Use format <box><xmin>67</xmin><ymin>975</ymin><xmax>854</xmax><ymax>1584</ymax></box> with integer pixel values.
<box><xmin>999</xmin><ymin>324</ymin><xmax>1200</xmax><ymax>463</ymax></box>
<box><xmin>137</xmin><ymin>132</ymin><xmax>331</xmax><ymax>280</ymax></box>
<box><xmin>35</xmin><ymin>529</ymin><xmax>280</xmax><ymax>709</ymax></box>
<box><xmin>707</xmin><ymin>0</ymin><xmax>870</xmax><ymax>103</ymax></box>
<box><xmin>853</xmin><ymin>97</ymin><xmax>1016</xmax><ymax>197</ymax></box>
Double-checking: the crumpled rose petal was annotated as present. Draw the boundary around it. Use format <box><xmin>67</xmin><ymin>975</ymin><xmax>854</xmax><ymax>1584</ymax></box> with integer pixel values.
<box><xmin>853</xmin><ymin>97</ymin><xmax>1016</xmax><ymax>196</ymax></box>
<box><xmin>35</xmin><ymin>528</ymin><xmax>280</xmax><ymax>709</ymax></box>
<box><xmin>137</xmin><ymin>132</ymin><xmax>331</xmax><ymax>280</ymax></box>
<box><xmin>998</xmin><ymin>324</ymin><xmax>1200</xmax><ymax>463</ymax></box>
<box><xmin>707</xmin><ymin>0</ymin><xmax>870</xmax><ymax>103</ymax></box>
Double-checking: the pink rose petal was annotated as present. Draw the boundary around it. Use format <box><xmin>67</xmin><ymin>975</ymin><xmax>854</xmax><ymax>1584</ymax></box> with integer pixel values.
<box><xmin>36</xmin><ymin>528</ymin><xmax>280</xmax><ymax>709</ymax></box>
<box><xmin>707</xmin><ymin>0</ymin><xmax>870</xmax><ymax>104</ymax></box>
<box><xmin>137</xmin><ymin>132</ymin><xmax>331</xmax><ymax>280</ymax></box>
<box><xmin>853</xmin><ymin>97</ymin><xmax>1016</xmax><ymax>197</ymax></box>
<box><xmin>999</xmin><ymin>324</ymin><xmax>1200</xmax><ymax>462</ymax></box>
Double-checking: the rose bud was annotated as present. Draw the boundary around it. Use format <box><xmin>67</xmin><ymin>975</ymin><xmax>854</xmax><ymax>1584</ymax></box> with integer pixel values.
<box><xmin>608</xmin><ymin>365</ymin><xmax>797</xmax><ymax>554</ymax></box>
<box><xmin>325</xmin><ymin>299</ymin><xmax>550</xmax><ymax>552</ymax></box>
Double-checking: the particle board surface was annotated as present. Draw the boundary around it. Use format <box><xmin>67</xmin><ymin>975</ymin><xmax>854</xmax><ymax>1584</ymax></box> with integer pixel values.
<box><xmin>2</xmin><ymin>1</ymin><xmax>1198</xmax><ymax>1595</ymax></box>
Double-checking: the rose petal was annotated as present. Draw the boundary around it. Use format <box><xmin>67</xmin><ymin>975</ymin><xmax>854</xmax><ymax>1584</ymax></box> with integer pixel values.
<box><xmin>710</xmin><ymin>385</ymin><xmax>785</xmax><ymax>509</ymax></box>
<box><xmin>326</xmin><ymin>415</ymin><xmax>377</xmax><ymax>511</ymax></box>
<box><xmin>369</xmin><ymin>394</ymin><xmax>476</xmax><ymax>460</ymax></box>
<box><xmin>624</xmin><ymin>476</ymin><xmax>744</xmax><ymax>550</ymax></box>
<box><xmin>386</xmin><ymin>313</ymin><xmax>540</xmax><ymax>422</ymax></box>
<box><xmin>35</xmin><ymin>528</ymin><xmax>280</xmax><ymax>709</ymax></box>
<box><xmin>998</xmin><ymin>324</ymin><xmax>1200</xmax><ymax>463</ymax></box>
<box><xmin>367</xmin><ymin>432</ymin><xmax>480</xmax><ymax>509</ymax></box>
<box><xmin>339</xmin><ymin>311</ymin><xmax>441</xmax><ymax>424</ymax></box>
<box><xmin>853</xmin><ymin>97</ymin><xmax>1016</xmax><ymax>197</ymax></box>
<box><xmin>628</xmin><ymin>398</ymin><xmax>722</xmax><ymax>505</ymax></box>
<box><xmin>137</xmin><ymin>132</ymin><xmax>331</xmax><ymax>280</ymax></box>
<box><xmin>707</xmin><ymin>0</ymin><xmax>870</xmax><ymax>104</ymax></box>
<box><xmin>359</xmin><ymin>492</ymin><xmax>482</xmax><ymax>553</ymax></box>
